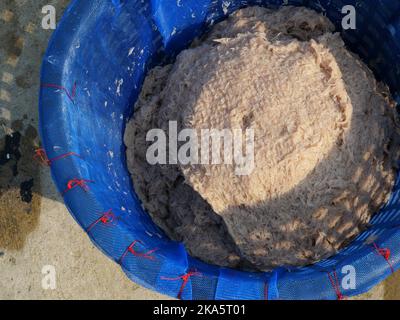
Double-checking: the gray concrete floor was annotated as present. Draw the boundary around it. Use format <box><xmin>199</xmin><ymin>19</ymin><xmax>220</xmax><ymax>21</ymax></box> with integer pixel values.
<box><xmin>0</xmin><ymin>0</ymin><xmax>398</xmax><ymax>300</ymax></box>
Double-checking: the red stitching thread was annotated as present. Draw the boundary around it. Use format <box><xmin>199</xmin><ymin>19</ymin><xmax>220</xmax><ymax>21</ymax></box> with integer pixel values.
<box><xmin>63</xmin><ymin>179</ymin><xmax>94</xmax><ymax>195</ymax></box>
<box><xmin>327</xmin><ymin>271</ymin><xmax>343</xmax><ymax>300</ymax></box>
<box><xmin>264</xmin><ymin>281</ymin><xmax>269</xmax><ymax>301</ymax></box>
<box><xmin>34</xmin><ymin>149</ymin><xmax>81</xmax><ymax>166</ymax></box>
<box><xmin>86</xmin><ymin>210</ymin><xmax>116</xmax><ymax>233</ymax></box>
<box><xmin>161</xmin><ymin>270</ymin><xmax>202</xmax><ymax>300</ymax></box>
<box><xmin>119</xmin><ymin>240</ymin><xmax>158</xmax><ymax>264</ymax></box>
<box><xmin>41</xmin><ymin>82</ymin><xmax>77</xmax><ymax>103</ymax></box>
<box><xmin>51</xmin><ymin>152</ymin><xmax>81</xmax><ymax>163</ymax></box>
<box><xmin>373</xmin><ymin>242</ymin><xmax>394</xmax><ymax>273</ymax></box>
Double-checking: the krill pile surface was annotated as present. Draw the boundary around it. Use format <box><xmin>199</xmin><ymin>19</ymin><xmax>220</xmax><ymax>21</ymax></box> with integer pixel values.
<box><xmin>124</xmin><ymin>6</ymin><xmax>399</xmax><ymax>270</ymax></box>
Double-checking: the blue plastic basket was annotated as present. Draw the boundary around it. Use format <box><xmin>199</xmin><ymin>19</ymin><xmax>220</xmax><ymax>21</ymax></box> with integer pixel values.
<box><xmin>39</xmin><ymin>0</ymin><xmax>400</xmax><ymax>300</ymax></box>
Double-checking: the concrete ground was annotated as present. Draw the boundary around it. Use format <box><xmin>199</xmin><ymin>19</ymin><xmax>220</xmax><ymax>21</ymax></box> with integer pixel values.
<box><xmin>0</xmin><ymin>0</ymin><xmax>398</xmax><ymax>300</ymax></box>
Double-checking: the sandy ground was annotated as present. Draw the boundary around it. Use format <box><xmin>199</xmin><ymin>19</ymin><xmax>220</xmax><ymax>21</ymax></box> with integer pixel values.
<box><xmin>0</xmin><ymin>0</ymin><xmax>398</xmax><ymax>300</ymax></box>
